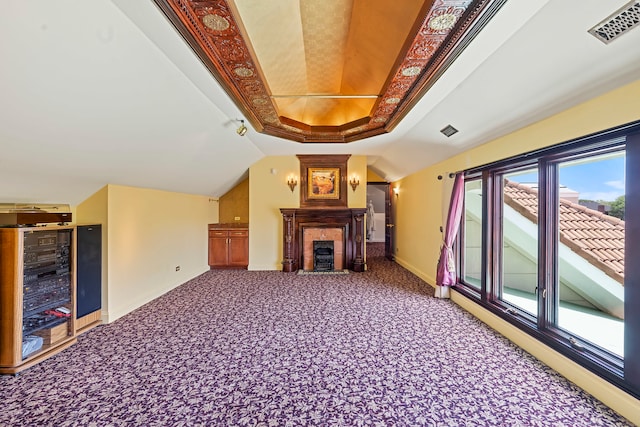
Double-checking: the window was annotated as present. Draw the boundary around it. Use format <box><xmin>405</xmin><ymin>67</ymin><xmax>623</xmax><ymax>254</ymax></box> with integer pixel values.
<box><xmin>500</xmin><ymin>168</ymin><xmax>539</xmax><ymax>318</ymax></box>
<box><xmin>455</xmin><ymin>122</ymin><xmax>640</xmax><ymax>398</ymax></box>
<box><xmin>462</xmin><ymin>179</ymin><xmax>482</xmax><ymax>290</ymax></box>
<box><xmin>555</xmin><ymin>153</ymin><xmax>625</xmax><ymax>357</ymax></box>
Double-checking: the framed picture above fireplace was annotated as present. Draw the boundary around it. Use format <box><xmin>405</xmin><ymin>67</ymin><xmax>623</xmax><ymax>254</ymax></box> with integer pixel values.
<box><xmin>308</xmin><ymin>167</ymin><xmax>340</xmax><ymax>200</ymax></box>
<box><xmin>297</xmin><ymin>154</ymin><xmax>350</xmax><ymax>208</ymax></box>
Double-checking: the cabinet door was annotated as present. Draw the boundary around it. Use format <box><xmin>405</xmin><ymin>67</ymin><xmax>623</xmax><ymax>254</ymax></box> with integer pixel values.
<box><xmin>228</xmin><ymin>230</ymin><xmax>249</xmax><ymax>267</ymax></box>
<box><xmin>208</xmin><ymin>231</ymin><xmax>229</xmax><ymax>267</ymax></box>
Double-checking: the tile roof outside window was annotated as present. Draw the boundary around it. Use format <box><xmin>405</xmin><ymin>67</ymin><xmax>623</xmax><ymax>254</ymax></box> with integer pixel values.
<box><xmin>504</xmin><ymin>180</ymin><xmax>624</xmax><ymax>284</ymax></box>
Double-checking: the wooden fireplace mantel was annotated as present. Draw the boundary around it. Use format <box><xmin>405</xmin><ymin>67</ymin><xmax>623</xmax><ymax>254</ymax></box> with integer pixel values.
<box><xmin>280</xmin><ymin>208</ymin><xmax>366</xmax><ymax>272</ymax></box>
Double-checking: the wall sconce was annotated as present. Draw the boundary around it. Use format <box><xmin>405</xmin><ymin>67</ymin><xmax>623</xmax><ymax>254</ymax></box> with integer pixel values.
<box><xmin>393</xmin><ymin>187</ymin><xmax>400</xmax><ymax>197</ymax></box>
<box><xmin>287</xmin><ymin>175</ymin><xmax>298</xmax><ymax>192</ymax></box>
<box><xmin>236</xmin><ymin>119</ymin><xmax>248</xmax><ymax>136</ymax></box>
<box><xmin>349</xmin><ymin>175</ymin><xmax>360</xmax><ymax>191</ymax></box>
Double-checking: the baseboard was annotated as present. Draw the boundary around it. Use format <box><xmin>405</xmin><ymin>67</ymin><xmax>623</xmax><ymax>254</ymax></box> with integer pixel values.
<box><xmin>393</xmin><ymin>255</ymin><xmax>436</xmax><ymax>286</ymax></box>
<box><xmin>248</xmin><ymin>264</ymin><xmax>281</xmax><ymax>271</ymax></box>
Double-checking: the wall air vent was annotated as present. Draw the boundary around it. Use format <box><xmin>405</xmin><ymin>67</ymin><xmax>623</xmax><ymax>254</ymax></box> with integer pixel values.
<box><xmin>588</xmin><ymin>0</ymin><xmax>640</xmax><ymax>44</ymax></box>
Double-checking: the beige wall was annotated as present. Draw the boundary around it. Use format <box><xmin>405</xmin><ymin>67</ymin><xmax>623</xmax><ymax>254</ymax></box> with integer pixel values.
<box><xmin>248</xmin><ymin>155</ymin><xmax>367</xmax><ymax>270</ymax></box>
<box><xmin>248</xmin><ymin>156</ymin><xmax>299</xmax><ymax>270</ymax></box>
<box><xmin>78</xmin><ymin>185</ymin><xmax>218</xmax><ymax>322</ymax></box>
<box><xmin>393</xmin><ymin>79</ymin><xmax>640</xmax><ymax>423</ymax></box>
<box><xmin>348</xmin><ymin>156</ymin><xmax>367</xmax><ymax>208</ymax></box>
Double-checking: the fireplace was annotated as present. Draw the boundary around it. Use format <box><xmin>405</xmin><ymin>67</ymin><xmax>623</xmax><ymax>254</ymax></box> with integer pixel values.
<box><xmin>280</xmin><ymin>208</ymin><xmax>366</xmax><ymax>272</ymax></box>
<box><xmin>302</xmin><ymin>227</ymin><xmax>343</xmax><ymax>271</ymax></box>
<box><xmin>313</xmin><ymin>241</ymin><xmax>334</xmax><ymax>271</ymax></box>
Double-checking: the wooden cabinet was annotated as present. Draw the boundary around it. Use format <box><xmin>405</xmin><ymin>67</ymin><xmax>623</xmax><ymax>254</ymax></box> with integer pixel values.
<box><xmin>208</xmin><ymin>225</ymin><xmax>248</xmax><ymax>269</ymax></box>
<box><xmin>0</xmin><ymin>226</ymin><xmax>77</xmax><ymax>374</ymax></box>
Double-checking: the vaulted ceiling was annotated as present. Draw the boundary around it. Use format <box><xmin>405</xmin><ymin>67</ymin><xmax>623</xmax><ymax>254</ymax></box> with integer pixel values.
<box><xmin>1</xmin><ymin>0</ymin><xmax>639</xmax><ymax>205</ymax></box>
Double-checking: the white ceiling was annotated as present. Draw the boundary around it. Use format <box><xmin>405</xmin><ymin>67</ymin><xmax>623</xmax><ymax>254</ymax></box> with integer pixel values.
<box><xmin>1</xmin><ymin>0</ymin><xmax>639</xmax><ymax>205</ymax></box>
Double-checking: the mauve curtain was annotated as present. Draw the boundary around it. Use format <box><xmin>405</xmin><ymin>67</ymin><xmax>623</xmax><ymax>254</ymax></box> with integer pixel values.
<box><xmin>436</xmin><ymin>173</ymin><xmax>464</xmax><ymax>287</ymax></box>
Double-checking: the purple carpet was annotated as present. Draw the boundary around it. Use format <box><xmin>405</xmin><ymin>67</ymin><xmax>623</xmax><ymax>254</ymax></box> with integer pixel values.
<box><xmin>0</xmin><ymin>244</ymin><xmax>632</xmax><ymax>426</ymax></box>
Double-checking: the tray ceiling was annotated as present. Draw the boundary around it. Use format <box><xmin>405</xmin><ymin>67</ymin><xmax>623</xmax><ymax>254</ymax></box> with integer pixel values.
<box><xmin>153</xmin><ymin>0</ymin><xmax>504</xmax><ymax>143</ymax></box>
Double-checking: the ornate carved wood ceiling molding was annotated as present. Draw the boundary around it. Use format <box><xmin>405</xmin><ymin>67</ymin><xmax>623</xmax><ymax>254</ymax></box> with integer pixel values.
<box><xmin>153</xmin><ymin>0</ymin><xmax>505</xmax><ymax>143</ymax></box>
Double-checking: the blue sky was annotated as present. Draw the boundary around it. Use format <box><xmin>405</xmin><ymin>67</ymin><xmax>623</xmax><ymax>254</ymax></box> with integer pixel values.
<box><xmin>509</xmin><ymin>153</ymin><xmax>625</xmax><ymax>202</ymax></box>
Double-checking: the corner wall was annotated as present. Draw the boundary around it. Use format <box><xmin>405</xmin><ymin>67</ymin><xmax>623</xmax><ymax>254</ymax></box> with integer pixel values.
<box><xmin>219</xmin><ymin>178</ymin><xmax>249</xmax><ymax>223</ymax></box>
<box><xmin>394</xmin><ymin>79</ymin><xmax>640</xmax><ymax>423</ymax></box>
<box><xmin>104</xmin><ymin>185</ymin><xmax>217</xmax><ymax>322</ymax></box>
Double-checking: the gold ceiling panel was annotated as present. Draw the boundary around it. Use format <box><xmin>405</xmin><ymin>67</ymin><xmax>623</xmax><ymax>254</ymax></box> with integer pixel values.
<box><xmin>231</xmin><ymin>1</ymin><xmax>308</xmax><ymax>96</ymax></box>
<box><xmin>299</xmin><ymin>0</ymin><xmax>353</xmax><ymax>95</ymax></box>
<box><xmin>273</xmin><ymin>97</ymin><xmax>376</xmax><ymax>127</ymax></box>
<box><xmin>340</xmin><ymin>0</ymin><xmax>427</xmax><ymax>96</ymax></box>
<box><xmin>154</xmin><ymin>0</ymin><xmax>505</xmax><ymax>142</ymax></box>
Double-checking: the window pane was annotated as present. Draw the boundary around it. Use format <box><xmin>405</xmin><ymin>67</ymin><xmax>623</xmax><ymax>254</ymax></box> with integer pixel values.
<box><xmin>463</xmin><ymin>180</ymin><xmax>482</xmax><ymax>289</ymax></box>
<box><xmin>501</xmin><ymin>170</ymin><xmax>539</xmax><ymax>316</ymax></box>
<box><xmin>556</xmin><ymin>153</ymin><xmax>625</xmax><ymax>357</ymax></box>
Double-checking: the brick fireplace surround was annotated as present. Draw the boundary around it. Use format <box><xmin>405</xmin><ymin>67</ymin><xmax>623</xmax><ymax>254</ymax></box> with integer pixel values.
<box><xmin>280</xmin><ymin>208</ymin><xmax>366</xmax><ymax>272</ymax></box>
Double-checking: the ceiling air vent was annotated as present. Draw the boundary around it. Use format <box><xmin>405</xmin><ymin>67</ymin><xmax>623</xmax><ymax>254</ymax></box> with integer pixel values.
<box><xmin>440</xmin><ymin>125</ymin><xmax>459</xmax><ymax>137</ymax></box>
<box><xmin>588</xmin><ymin>0</ymin><xmax>640</xmax><ymax>44</ymax></box>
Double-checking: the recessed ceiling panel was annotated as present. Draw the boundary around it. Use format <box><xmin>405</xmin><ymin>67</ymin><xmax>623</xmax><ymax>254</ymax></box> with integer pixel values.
<box><xmin>153</xmin><ymin>0</ymin><xmax>505</xmax><ymax>142</ymax></box>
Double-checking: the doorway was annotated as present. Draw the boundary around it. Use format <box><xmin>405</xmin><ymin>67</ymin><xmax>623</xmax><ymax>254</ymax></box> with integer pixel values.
<box><xmin>366</xmin><ymin>182</ymin><xmax>394</xmax><ymax>260</ymax></box>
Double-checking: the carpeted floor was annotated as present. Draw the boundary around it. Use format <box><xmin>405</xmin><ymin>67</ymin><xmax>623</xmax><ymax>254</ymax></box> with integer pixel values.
<box><xmin>0</xmin><ymin>243</ymin><xmax>632</xmax><ymax>426</ymax></box>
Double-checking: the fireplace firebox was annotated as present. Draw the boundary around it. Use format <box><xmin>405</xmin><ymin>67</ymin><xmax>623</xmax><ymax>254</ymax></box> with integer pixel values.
<box><xmin>313</xmin><ymin>241</ymin><xmax>334</xmax><ymax>271</ymax></box>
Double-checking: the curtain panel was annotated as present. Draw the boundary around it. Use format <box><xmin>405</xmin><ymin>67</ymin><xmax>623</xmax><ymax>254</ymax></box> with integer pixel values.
<box><xmin>435</xmin><ymin>173</ymin><xmax>464</xmax><ymax>297</ymax></box>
